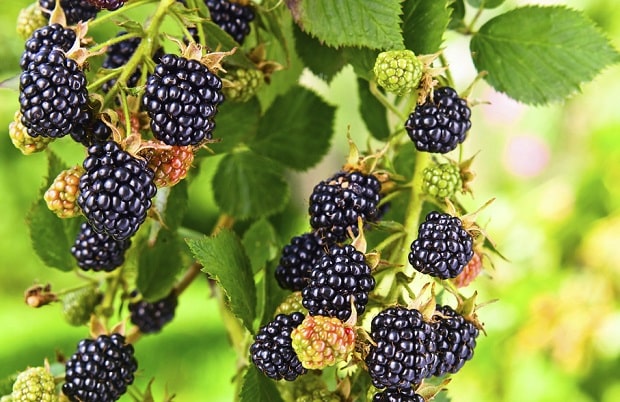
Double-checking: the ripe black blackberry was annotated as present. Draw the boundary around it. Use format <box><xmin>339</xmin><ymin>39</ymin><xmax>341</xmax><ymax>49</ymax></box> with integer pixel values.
<box><xmin>87</xmin><ymin>0</ymin><xmax>126</xmax><ymax>10</ymax></box>
<box><xmin>373</xmin><ymin>388</ymin><xmax>425</xmax><ymax>402</ymax></box>
<box><xmin>128</xmin><ymin>291</ymin><xmax>178</xmax><ymax>334</ymax></box>
<box><xmin>77</xmin><ymin>141</ymin><xmax>157</xmax><ymax>241</ymax></box>
<box><xmin>101</xmin><ymin>32</ymin><xmax>164</xmax><ymax>93</ymax></box>
<box><xmin>71</xmin><ymin>222</ymin><xmax>131</xmax><ymax>271</ymax></box>
<box><xmin>250</xmin><ymin>312</ymin><xmax>307</xmax><ymax>381</ymax></box>
<box><xmin>19</xmin><ymin>48</ymin><xmax>90</xmax><ymax>139</ymax></box>
<box><xmin>309</xmin><ymin>171</ymin><xmax>382</xmax><ymax>244</ymax></box>
<box><xmin>432</xmin><ymin>305</ymin><xmax>479</xmax><ymax>376</ymax></box>
<box><xmin>275</xmin><ymin>232</ymin><xmax>326</xmax><ymax>291</ymax></box>
<box><xmin>20</xmin><ymin>24</ymin><xmax>76</xmax><ymax>70</ymax></box>
<box><xmin>70</xmin><ymin>115</ymin><xmax>112</xmax><ymax>146</ymax></box>
<box><xmin>408</xmin><ymin>211</ymin><xmax>474</xmax><ymax>279</ymax></box>
<box><xmin>205</xmin><ymin>0</ymin><xmax>255</xmax><ymax>44</ymax></box>
<box><xmin>62</xmin><ymin>333</ymin><xmax>137</xmax><ymax>402</ymax></box>
<box><xmin>39</xmin><ymin>0</ymin><xmax>99</xmax><ymax>25</ymax></box>
<box><xmin>365</xmin><ymin>307</ymin><xmax>438</xmax><ymax>389</ymax></box>
<box><xmin>301</xmin><ymin>244</ymin><xmax>375</xmax><ymax>321</ymax></box>
<box><xmin>142</xmin><ymin>54</ymin><xmax>224</xmax><ymax>146</ymax></box>
<box><xmin>405</xmin><ymin>86</ymin><xmax>471</xmax><ymax>154</ymax></box>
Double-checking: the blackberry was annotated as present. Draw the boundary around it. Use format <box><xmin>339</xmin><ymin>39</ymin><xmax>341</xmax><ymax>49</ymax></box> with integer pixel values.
<box><xmin>405</xmin><ymin>86</ymin><xmax>471</xmax><ymax>154</ymax></box>
<box><xmin>143</xmin><ymin>54</ymin><xmax>224</xmax><ymax>146</ymax></box>
<box><xmin>101</xmin><ymin>32</ymin><xmax>163</xmax><ymax>93</ymax></box>
<box><xmin>205</xmin><ymin>0</ymin><xmax>255</xmax><ymax>44</ymax></box>
<box><xmin>71</xmin><ymin>222</ymin><xmax>132</xmax><ymax>271</ymax></box>
<box><xmin>21</xmin><ymin>24</ymin><xmax>76</xmax><ymax>70</ymax></box>
<box><xmin>62</xmin><ymin>333</ymin><xmax>137</xmax><ymax>402</ymax></box>
<box><xmin>77</xmin><ymin>141</ymin><xmax>157</xmax><ymax>241</ymax></box>
<box><xmin>408</xmin><ymin>211</ymin><xmax>474</xmax><ymax>279</ymax></box>
<box><xmin>275</xmin><ymin>232</ymin><xmax>326</xmax><ymax>291</ymax></box>
<box><xmin>373</xmin><ymin>388</ymin><xmax>425</xmax><ymax>402</ymax></box>
<box><xmin>432</xmin><ymin>305</ymin><xmax>479</xmax><ymax>376</ymax></box>
<box><xmin>128</xmin><ymin>291</ymin><xmax>178</xmax><ymax>334</ymax></box>
<box><xmin>365</xmin><ymin>307</ymin><xmax>437</xmax><ymax>389</ymax></box>
<box><xmin>39</xmin><ymin>0</ymin><xmax>99</xmax><ymax>25</ymax></box>
<box><xmin>250</xmin><ymin>312</ymin><xmax>307</xmax><ymax>381</ymax></box>
<box><xmin>70</xmin><ymin>115</ymin><xmax>112</xmax><ymax>146</ymax></box>
<box><xmin>301</xmin><ymin>244</ymin><xmax>375</xmax><ymax>321</ymax></box>
<box><xmin>309</xmin><ymin>171</ymin><xmax>382</xmax><ymax>244</ymax></box>
<box><xmin>86</xmin><ymin>0</ymin><xmax>126</xmax><ymax>10</ymax></box>
<box><xmin>19</xmin><ymin>49</ymin><xmax>90</xmax><ymax>139</ymax></box>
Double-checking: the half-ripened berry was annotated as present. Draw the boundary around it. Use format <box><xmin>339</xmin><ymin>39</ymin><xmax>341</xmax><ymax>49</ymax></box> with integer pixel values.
<box><xmin>139</xmin><ymin>142</ymin><xmax>195</xmax><ymax>188</ymax></box>
<box><xmin>44</xmin><ymin>165</ymin><xmax>84</xmax><ymax>218</ymax></box>
<box><xmin>9</xmin><ymin>111</ymin><xmax>53</xmax><ymax>155</ymax></box>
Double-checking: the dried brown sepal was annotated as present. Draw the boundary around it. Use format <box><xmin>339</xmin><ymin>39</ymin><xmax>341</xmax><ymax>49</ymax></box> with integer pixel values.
<box><xmin>416</xmin><ymin>377</ymin><xmax>451</xmax><ymax>401</ymax></box>
<box><xmin>24</xmin><ymin>283</ymin><xmax>57</xmax><ymax>307</ymax></box>
<box><xmin>407</xmin><ymin>282</ymin><xmax>436</xmax><ymax>322</ymax></box>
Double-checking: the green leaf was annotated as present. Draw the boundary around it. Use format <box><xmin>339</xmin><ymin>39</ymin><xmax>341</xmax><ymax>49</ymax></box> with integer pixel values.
<box><xmin>239</xmin><ymin>366</ymin><xmax>284</xmax><ymax>402</ymax></box>
<box><xmin>26</xmin><ymin>151</ymin><xmax>75</xmax><ymax>271</ymax></box>
<box><xmin>344</xmin><ymin>47</ymin><xmax>380</xmax><ymax>81</ymax></box>
<box><xmin>286</xmin><ymin>0</ymin><xmax>404</xmax><ymax>49</ymax></box>
<box><xmin>258</xmin><ymin>260</ymin><xmax>289</xmax><ymax>325</ymax></box>
<box><xmin>470</xmin><ymin>6</ymin><xmax>620</xmax><ymax>104</ymax></box>
<box><xmin>249</xmin><ymin>86</ymin><xmax>335</xmax><ymax>171</ymax></box>
<box><xmin>187</xmin><ymin>230</ymin><xmax>257</xmax><ymax>331</ymax></box>
<box><xmin>201</xmin><ymin>21</ymin><xmax>255</xmax><ymax>69</ymax></box>
<box><xmin>137</xmin><ymin>229</ymin><xmax>184</xmax><ymax>301</ymax></box>
<box><xmin>467</xmin><ymin>0</ymin><xmax>505</xmax><ymax>9</ymax></box>
<box><xmin>212</xmin><ymin>151</ymin><xmax>290</xmax><ymax>220</ymax></box>
<box><xmin>209</xmin><ymin>98</ymin><xmax>261</xmax><ymax>154</ymax></box>
<box><xmin>357</xmin><ymin>78</ymin><xmax>389</xmax><ymax>140</ymax></box>
<box><xmin>159</xmin><ymin>181</ymin><xmax>188</xmax><ymax>231</ymax></box>
<box><xmin>293</xmin><ymin>24</ymin><xmax>348</xmax><ymax>82</ymax></box>
<box><xmin>448</xmin><ymin>0</ymin><xmax>466</xmax><ymax>30</ymax></box>
<box><xmin>242</xmin><ymin>218</ymin><xmax>279</xmax><ymax>274</ymax></box>
<box><xmin>402</xmin><ymin>0</ymin><xmax>451</xmax><ymax>55</ymax></box>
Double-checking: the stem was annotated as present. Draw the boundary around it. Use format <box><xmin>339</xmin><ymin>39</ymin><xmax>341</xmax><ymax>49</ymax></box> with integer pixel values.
<box><xmin>369</xmin><ymin>81</ymin><xmax>406</xmax><ymax>121</ymax></box>
<box><xmin>100</xmin><ymin>268</ymin><xmax>125</xmax><ymax>326</ymax></box>
<box><xmin>463</xmin><ymin>3</ymin><xmax>485</xmax><ymax>35</ymax></box>
<box><xmin>102</xmin><ymin>0</ymin><xmax>176</xmax><ymax>107</ymax></box>
<box><xmin>174</xmin><ymin>261</ymin><xmax>202</xmax><ymax>295</ymax></box>
<box><xmin>89</xmin><ymin>31</ymin><xmax>140</xmax><ymax>53</ymax></box>
<box><xmin>439</xmin><ymin>53</ymin><xmax>455</xmax><ymax>88</ymax></box>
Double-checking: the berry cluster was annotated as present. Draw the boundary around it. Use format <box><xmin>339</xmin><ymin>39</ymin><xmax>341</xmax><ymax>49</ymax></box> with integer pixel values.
<box><xmin>366</xmin><ymin>305</ymin><xmax>479</xmax><ymax>394</ymax></box>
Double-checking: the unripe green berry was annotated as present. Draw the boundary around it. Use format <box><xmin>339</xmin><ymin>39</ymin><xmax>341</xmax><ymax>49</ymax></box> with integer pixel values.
<box><xmin>16</xmin><ymin>4</ymin><xmax>48</xmax><ymax>41</ymax></box>
<box><xmin>373</xmin><ymin>50</ymin><xmax>423</xmax><ymax>96</ymax></box>
<box><xmin>11</xmin><ymin>367</ymin><xmax>57</xmax><ymax>402</ymax></box>
<box><xmin>223</xmin><ymin>68</ymin><xmax>263</xmax><ymax>102</ymax></box>
<box><xmin>422</xmin><ymin>162</ymin><xmax>462</xmax><ymax>201</ymax></box>
<box><xmin>62</xmin><ymin>287</ymin><xmax>102</xmax><ymax>326</ymax></box>
<box><xmin>296</xmin><ymin>389</ymin><xmax>342</xmax><ymax>402</ymax></box>
<box><xmin>9</xmin><ymin>111</ymin><xmax>53</xmax><ymax>155</ymax></box>
<box><xmin>274</xmin><ymin>291</ymin><xmax>308</xmax><ymax>317</ymax></box>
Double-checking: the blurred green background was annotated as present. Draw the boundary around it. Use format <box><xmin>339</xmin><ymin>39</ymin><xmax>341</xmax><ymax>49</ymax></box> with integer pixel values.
<box><xmin>1</xmin><ymin>0</ymin><xmax>620</xmax><ymax>401</ymax></box>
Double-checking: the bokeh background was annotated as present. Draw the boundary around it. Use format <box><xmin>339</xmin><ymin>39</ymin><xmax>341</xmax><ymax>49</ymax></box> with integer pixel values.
<box><xmin>1</xmin><ymin>0</ymin><xmax>619</xmax><ymax>401</ymax></box>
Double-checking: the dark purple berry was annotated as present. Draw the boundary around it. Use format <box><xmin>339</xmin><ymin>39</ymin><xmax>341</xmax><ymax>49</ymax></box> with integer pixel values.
<box><xmin>405</xmin><ymin>86</ymin><xmax>471</xmax><ymax>154</ymax></box>
<box><xmin>301</xmin><ymin>244</ymin><xmax>375</xmax><ymax>321</ymax></box>
<box><xmin>71</xmin><ymin>222</ymin><xmax>131</xmax><ymax>271</ymax></box>
<box><xmin>77</xmin><ymin>141</ymin><xmax>157</xmax><ymax>241</ymax></box>
<box><xmin>142</xmin><ymin>54</ymin><xmax>224</xmax><ymax>146</ymax></box>
<box><xmin>309</xmin><ymin>171</ymin><xmax>382</xmax><ymax>244</ymax></box>
<box><xmin>20</xmin><ymin>24</ymin><xmax>76</xmax><ymax>70</ymax></box>
<box><xmin>86</xmin><ymin>0</ymin><xmax>127</xmax><ymax>10</ymax></box>
<box><xmin>275</xmin><ymin>232</ymin><xmax>326</xmax><ymax>291</ymax></box>
<box><xmin>408</xmin><ymin>211</ymin><xmax>474</xmax><ymax>279</ymax></box>
<box><xmin>62</xmin><ymin>333</ymin><xmax>137</xmax><ymax>402</ymax></box>
<box><xmin>39</xmin><ymin>0</ymin><xmax>99</xmax><ymax>25</ymax></box>
<box><xmin>432</xmin><ymin>305</ymin><xmax>479</xmax><ymax>376</ymax></box>
<box><xmin>205</xmin><ymin>0</ymin><xmax>255</xmax><ymax>44</ymax></box>
<box><xmin>365</xmin><ymin>307</ymin><xmax>438</xmax><ymax>389</ymax></box>
<box><xmin>250</xmin><ymin>313</ymin><xmax>307</xmax><ymax>381</ymax></box>
<box><xmin>373</xmin><ymin>388</ymin><xmax>425</xmax><ymax>402</ymax></box>
<box><xmin>19</xmin><ymin>48</ymin><xmax>90</xmax><ymax>139</ymax></box>
<box><xmin>128</xmin><ymin>291</ymin><xmax>178</xmax><ymax>334</ymax></box>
